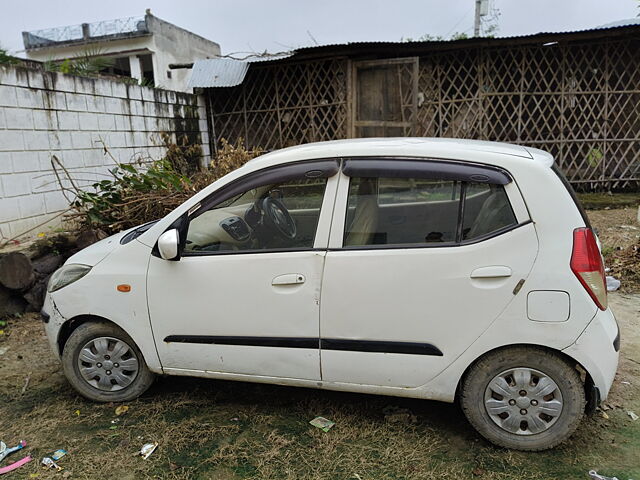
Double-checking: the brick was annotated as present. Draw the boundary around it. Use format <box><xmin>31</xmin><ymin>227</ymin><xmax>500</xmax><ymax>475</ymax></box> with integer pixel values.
<box><xmin>141</xmin><ymin>87</ymin><xmax>155</xmax><ymax>102</ymax></box>
<box><xmin>61</xmin><ymin>150</ymin><xmax>84</xmax><ymax>169</ymax></box>
<box><xmin>55</xmin><ymin>73</ymin><xmax>76</xmax><ymax>93</ymax></box>
<box><xmin>2</xmin><ymin>172</ymin><xmax>30</xmax><ymax>196</ymax></box>
<box><xmin>30</xmin><ymin>170</ymin><xmax>55</xmax><ymax>193</ymax></box>
<box><xmin>10</xmin><ymin>217</ymin><xmax>38</xmax><ymax>239</ymax></box>
<box><xmin>0</xmin><ymin>152</ymin><xmax>12</xmax><ymax>174</ymax></box>
<box><xmin>65</xmin><ymin>93</ymin><xmax>87</xmax><ymax>111</ymax></box>
<box><xmin>71</xmin><ymin>131</ymin><xmax>93</xmax><ymax>149</ymax></box>
<box><xmin>114</xmin><ymin>115</ymin><xmax>129</xmax><ymax>131</ymax></box>
<box><xmin>22</xmin><ymin>131</ymin><xmax>50</xmax><ymax>151</ymax></box>
<box><xmin>78</xmin><ymin>112</ymin><xmax>99</xmax><ymax>131</ymax></box>
<box><xmin>143</xmin><ymin>102</ymin><xmax>157</xmax><ymax>117</ymax></box>
<box><xmin>33</xmin><ymin>109</ymin><xmax>58</xmax><ymax>130</ymax></box>
<box><xmin>127</xmin><ymin>85</ymin><xmax>143</xmax><ymax>101</ymax></box>
<box><xmin>0</xmin><ymin>66</ymin><xmax>19</xmax><ymax>86</ymax></box>
<box><xmin>0</xmin><ymin>109</ymin><xmax>5</xmax><ymax>129</ymax></box>
<box><xmin>130</xmin><ymin>116</ymin><xmax>146</xmax><ymax>131</ymax></box>
<box><xmin>144</xmin><ymin>116</ymin><xmax>159</xmax><ymax>131</ymax></box>
<box><xmin>107</xmin><ymin>131</ymin><xmax>128</xmax><ymax>148</ymax></box>
<box><xmin>0</xmin><ymin>222</ymin><xmax>10</xmax><ymax>239</ymax></box>
<box><xmin>38</xmin><ymin>151</ymin><xmax>54</xmax><ymax>171</ymax></box>
<box><xmin>57</xmin><ymin>111</ymin><xmax>79</xmax><ymax>130</ymax></box>
<box><xmin>16</xmin><ymin>87</ymin><xmax>44</xmax><ymax>108</ymax></box>
<box><xmin>0</xmin><ymin>85</ymin><xmax>17</xmax><ymax>107</ymax></box>
<box><xmin>104</xmin><ymin>97</ymin><xmax>124</xmax><ymax>115</ymax></box>
<box><xmin>12</xmin><ymin>151</ymin><xmax>40</xmax><ymax>172</ymax></box>
<box><xmin>0</xmin><ymin>196</ymin><xmax>20</xmax><ymax>222</ymax></box>
<box><xmin>0</xmin><ymin>130</ymin><xmax>24</xmax><ymax>151</ymax></box>
<box><xmin>42</xmin><ymin>91</ymin><xmax>67</xmax><ymax>110</ymax></box>
<box><xmin>97</xmin><ymin>114</ymin><xmax>116</xmax><ymax>131</ymax></box>
<box><xmin>18</xmin><ymin>193</ymin><xmax>46</xmax><ymax>218</ymax></box>
<box><xmin>94</xmin><ymin>79</ymin><xmax>113</xmax><ymax>97</ymax></box>
<box><xmin>27</xmin><ymin>70</ymin><xmax>45</xmax><ymax>89</ymax></box>
<box><xmin>12</xmin><ymin>69</ymin><xmax>30</xmax><ymax>88</ymax></box>
<box><xmin>85</xmin><ymin>95</ymin><xmax>105</xmax><ymax>113</ymax></box>
<box><xmin>82</xmin><ymin>149</ymin><xmax>104</xmax><ymax>167</ymax></box>
<box><xmin>4</xmin><ymin>107</ymin><xmax>33</xmax><ymax>130</ymax></box>
<box><xmin>112</xmin><ymin>81</ymin><xmax>128</xmax><ymax>98</ymax></box>
<box><xmin>48</xmin><ymin>131</ymin><xmax>73</xmax><ymax>150</ymax></box>
<box><xmin>44</xmin><ymin>190</ymin><xmax>69</xmax><ymax>213</ymax></box>
<box><xmin>74</xmin><ymin>76</ymin><xmax>96</xmax><ymax>95</ymax></box>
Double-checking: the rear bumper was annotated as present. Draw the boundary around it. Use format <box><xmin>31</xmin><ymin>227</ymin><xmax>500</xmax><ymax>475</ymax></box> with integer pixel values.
<box><xmin>562</xmin><ymin>307</ymin><xmax>619</xmax><ymax>401</ymax></box>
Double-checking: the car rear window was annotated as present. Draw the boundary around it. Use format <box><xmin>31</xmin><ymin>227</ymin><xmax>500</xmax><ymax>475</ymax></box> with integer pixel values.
<box><xmin>551</xmin><ymin>165</ymin><xmax>591</xmax><ymax>228</ymax></box>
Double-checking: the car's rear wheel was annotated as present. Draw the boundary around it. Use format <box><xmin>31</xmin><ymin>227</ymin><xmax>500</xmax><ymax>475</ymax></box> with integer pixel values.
<box><xmin>61</xmin><ymin>321</ymin><xmax>155</xmax><ymax>402</ymax></box>
<box><xmin>460</xmin><ymin>346</ymin><xmax>585</xmax><ymax>451</ymax></box>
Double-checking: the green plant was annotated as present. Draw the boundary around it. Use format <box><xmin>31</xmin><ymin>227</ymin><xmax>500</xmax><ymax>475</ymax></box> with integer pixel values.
<box><xmin>45</xmin><ymin>48</ymin><xmax>114</xmax><ymax>77</ymax></box>
<box><xmin>0</xmin><ymin>45</ymin><xmax>18</xmax><ymax>65</ymax></box>
<box><xmin>74</xmin><ymin>158</ymin><xmax>188</xmax><ymax>229</ymax></box>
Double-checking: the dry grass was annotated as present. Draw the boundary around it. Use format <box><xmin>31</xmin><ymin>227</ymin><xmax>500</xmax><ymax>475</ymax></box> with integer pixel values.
<box><xmin>588</xmin><ymin>207</ymin><xmax>640</xmax><ymax>292</ymax></box>
<box><xmin>1</xmin><ymin>304</ymin><xmax>639</xmax><ymax>480</ymax></box>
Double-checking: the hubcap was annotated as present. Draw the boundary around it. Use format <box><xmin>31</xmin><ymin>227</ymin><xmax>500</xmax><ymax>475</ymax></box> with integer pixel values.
<box><xmin>484</xmin><ymin>367</ymin><xmax>563</xmax><ymax>435</ymax></box>
<box><xmin>77</xmin><ymin>337</ymin><xmax>139</xmax><ymax>391</ymax></box>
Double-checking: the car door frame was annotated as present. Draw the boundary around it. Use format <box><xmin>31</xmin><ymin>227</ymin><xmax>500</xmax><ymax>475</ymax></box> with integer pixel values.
<box><xmin>320</xmin><ymin>156</ymin><xmax>534</xmax><ymax>388</ymax></box>
<box><xmin>145</xmin><ymin>159</ymin><xmax>341</xmax><ymax>382</ymax></box>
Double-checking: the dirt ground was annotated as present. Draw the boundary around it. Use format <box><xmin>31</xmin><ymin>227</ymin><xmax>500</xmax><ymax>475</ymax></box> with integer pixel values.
<box><xmin>0</xmin><ymin>209</ymin><xmax>638</xmax><ymax>480</ymax></box>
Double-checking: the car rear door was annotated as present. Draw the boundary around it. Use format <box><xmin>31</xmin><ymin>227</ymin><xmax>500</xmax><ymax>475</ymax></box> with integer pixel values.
<box><xmin>319</xmin><ymin>158</ymin><xmax>538</xmax><ymax>388</ymax></box>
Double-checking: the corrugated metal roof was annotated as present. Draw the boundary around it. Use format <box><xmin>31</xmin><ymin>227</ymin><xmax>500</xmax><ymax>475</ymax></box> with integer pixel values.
<box><xmin>189</xmin><ymin>21</ymin><xmax>640</xmax><ymax>88</ymax></box>
<box><xmin>187</xmin><ymin>53</ymin><xmax>293</xmax><ymax>88</ymax></box>
<box><xmin>187</xmin><ymin>58</ymin><xmax>249</xmax><ymax>88</ymax></box>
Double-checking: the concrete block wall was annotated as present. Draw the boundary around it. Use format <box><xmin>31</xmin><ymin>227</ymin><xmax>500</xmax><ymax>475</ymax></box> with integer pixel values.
<box><xmin>0</xmin><ymin>65</ymin><xmax>209</xmax><ymax>241</ymax></box>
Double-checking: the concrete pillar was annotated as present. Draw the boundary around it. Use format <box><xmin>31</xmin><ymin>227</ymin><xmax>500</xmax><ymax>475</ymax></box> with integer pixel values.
<box><xmin>129</xmin><ymin>55</ymin><xmax>142</xmax><ymax>81</ymax></box>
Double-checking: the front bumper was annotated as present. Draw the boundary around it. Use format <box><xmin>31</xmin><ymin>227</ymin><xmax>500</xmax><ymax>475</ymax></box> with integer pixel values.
<box><xmin>41</xmin><ymin>293</ymin><xmax>66</xmax><ymax>359</ymax></box>
<box><xmin>562</xmin><ymin>306</ymin><xmax>619</xmax><ymax>401</ymax></box>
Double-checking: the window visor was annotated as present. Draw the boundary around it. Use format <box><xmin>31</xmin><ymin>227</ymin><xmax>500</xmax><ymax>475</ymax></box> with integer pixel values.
<box><xmin>342</xmin><ymin>158</ymin><xmax>512</xmax><ymax>185</ymax></box>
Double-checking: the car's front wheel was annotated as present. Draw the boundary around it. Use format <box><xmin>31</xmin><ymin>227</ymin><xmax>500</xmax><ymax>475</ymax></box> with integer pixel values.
<box><xmin>61</xmin><ymin>321</ymin><xmax>155</xmax><ymax>402</ymax></box>
<box><xmin>460</xmin><ymin>346</ymin><xmax>585</xmax><ymax>451</ymax></box>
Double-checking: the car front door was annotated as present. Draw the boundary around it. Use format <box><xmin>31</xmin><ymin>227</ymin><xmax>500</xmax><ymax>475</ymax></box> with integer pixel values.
<box><xmin>147</xmin><ymin>160</ymin><xmax>339</xmax><ymax>381</ymax></box>
<box><xmin>320</xmin><ymin>158</ymin><xmax>538</xmax><ymax>388</ymax></box>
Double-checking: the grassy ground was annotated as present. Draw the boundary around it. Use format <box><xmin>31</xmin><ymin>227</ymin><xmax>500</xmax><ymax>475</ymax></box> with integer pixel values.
<box><xmin>577</xmin><ymin>192</ymin><xmax>640</xmax><ymax>210</ymax></box>
<box><xmin>1</xmin><ymin>209</ymin><xmax>639</xmax><ymax>480</ymax></box>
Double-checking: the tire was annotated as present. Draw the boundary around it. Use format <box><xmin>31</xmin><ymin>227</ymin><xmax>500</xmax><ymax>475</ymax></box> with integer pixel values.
<box><xmin>460</xmin><ymin>346</ymin><xmax>585</xmax><ymax>451</ymax></box>
<box><xmin>61</xmin><ymin>321</ymin><xmax>155</xmax><ymax>402</ymax></box>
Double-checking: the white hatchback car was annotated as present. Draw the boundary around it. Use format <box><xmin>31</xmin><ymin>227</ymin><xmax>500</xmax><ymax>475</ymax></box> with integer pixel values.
<box><xmin>42</xmin><ymin>138</ymin><xmax>619</xmax><ymax>451</ymax></box>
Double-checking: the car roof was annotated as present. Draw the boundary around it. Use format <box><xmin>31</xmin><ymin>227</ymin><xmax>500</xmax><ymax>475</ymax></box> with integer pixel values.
<box><xmin>247</xmin><ymin>138</ymin><xmax>554</xmax><ymax>169</ymax></box>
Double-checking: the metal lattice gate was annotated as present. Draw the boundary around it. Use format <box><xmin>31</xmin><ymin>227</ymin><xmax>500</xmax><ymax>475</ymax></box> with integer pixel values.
<box><xmin>206</xmin><ymin>37</ymin><xmax>640</xmax><ymax>189</ymax></box>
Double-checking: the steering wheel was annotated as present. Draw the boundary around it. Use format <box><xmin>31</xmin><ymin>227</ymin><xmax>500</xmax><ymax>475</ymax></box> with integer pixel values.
<box><xmin>261</xmin><ymin>197</ymin><xmax>297</xmax><ymax>240</ymax></box>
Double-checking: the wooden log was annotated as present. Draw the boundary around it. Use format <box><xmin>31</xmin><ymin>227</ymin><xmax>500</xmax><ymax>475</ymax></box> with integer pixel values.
<box><xmin>0</xmin><ymin>252</ymin><xmax>35</xmax><ymax>291</ymax></box>
<box><xmin>0</xmin><ymin>285</ymin><xmax>27</xmax><ymax>318</ymax></box>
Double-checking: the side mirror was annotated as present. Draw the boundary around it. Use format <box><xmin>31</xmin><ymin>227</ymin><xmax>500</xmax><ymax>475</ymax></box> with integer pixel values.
<box><xmin>157</xmin><ymin>229</ymin><xmax>180</xmax><ymax>260</ymax></box>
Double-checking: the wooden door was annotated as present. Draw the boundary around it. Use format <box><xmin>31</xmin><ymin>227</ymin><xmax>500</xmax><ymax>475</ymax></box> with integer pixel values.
<box><xmin>352</xmin><ymin>58</ymin><xmax>419</xmax><ymax>138</ymax></box>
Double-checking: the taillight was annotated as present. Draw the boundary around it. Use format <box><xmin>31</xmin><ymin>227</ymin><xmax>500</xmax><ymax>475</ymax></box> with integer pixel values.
<box><xmin>570</xmin><ymin>227</ymin><xmax>607</xmax><ymax>310</ymax></box>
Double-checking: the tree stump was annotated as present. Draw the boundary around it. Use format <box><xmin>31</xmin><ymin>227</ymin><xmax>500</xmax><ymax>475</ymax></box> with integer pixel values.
<box><xmin>0</xmin><ymin>252</ymin><xmax>35</xmax><ymax>291</ymax></box>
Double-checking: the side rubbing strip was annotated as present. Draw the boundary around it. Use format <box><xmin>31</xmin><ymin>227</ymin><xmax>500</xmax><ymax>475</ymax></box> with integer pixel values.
<box><xmin>164</xmin><ymin>336</ymin><xmax>318</xmax><ymax>349</ymax></box>
<box><xmin>164</xmin><ymin>336</ymin><xmax>443</xmax><ymax>356</ymax></box>
<box><xmin>321</xmin><ymin>339</ymin><xmax>443</xmax><ymax>356</ymax></box>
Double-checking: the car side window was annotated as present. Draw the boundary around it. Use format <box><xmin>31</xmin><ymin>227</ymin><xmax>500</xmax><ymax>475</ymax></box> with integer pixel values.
<box><xmin>343</xmin><ymin>176</ymin><xmax>516</xmax><ymax>248</ymax></box>
<box><xmin>345</xmin><ymin>177</ymin><xmax>461</xmax><ymax>246</ymax></box>
<box><xmin>185</xmin><ymin>176</ymin><xmax>327</xmax><ymax>254</ymax></box>
<box><xmin>462</xmin><ymin>182</ymin><xmax>517</xmax><ymax>240</ymax></box>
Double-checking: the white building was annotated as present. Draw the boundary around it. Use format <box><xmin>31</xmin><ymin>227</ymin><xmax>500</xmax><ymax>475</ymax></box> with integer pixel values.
<box><xmin>22</xmin><ymin>11</ymin><xmax>220</xmax><ymax>92</ymax></box>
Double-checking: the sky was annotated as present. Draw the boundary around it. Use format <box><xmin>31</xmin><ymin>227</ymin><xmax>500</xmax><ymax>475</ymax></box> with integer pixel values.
<box><xmin>1</xmin><ymin>0</ymin><xmax>638</xmax><ymax>56</ymax></box>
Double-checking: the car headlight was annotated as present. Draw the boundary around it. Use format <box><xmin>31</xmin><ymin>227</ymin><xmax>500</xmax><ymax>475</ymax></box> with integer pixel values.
<box><xmin>47</xmin><ymin>264</ymin><xmax>92</xmax><ymax>293</ymax></box>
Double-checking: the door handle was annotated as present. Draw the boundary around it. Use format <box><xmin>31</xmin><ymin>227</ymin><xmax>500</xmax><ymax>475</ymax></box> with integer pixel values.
<box><xmin>470</xmin><ymin>266</ymin><xmax>512</xmax><ymax>279</ymax></box>
<box><xmin>272</xmin><ymin>274</ymin><xmax>306</xmax><ymax>286</ymax></box>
